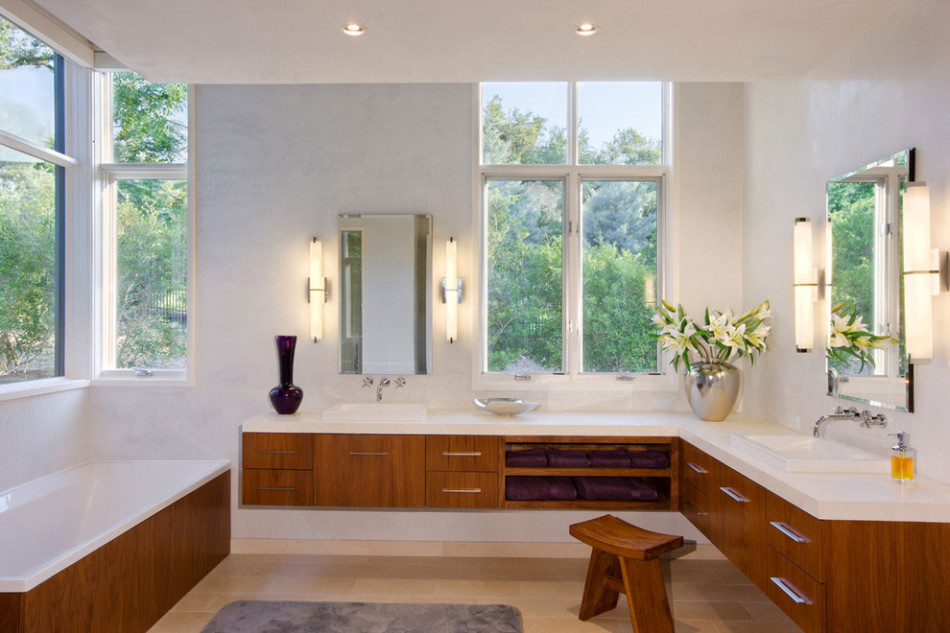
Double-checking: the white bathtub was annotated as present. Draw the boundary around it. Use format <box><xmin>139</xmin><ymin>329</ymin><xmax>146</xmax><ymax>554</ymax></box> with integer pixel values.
<box><xmin>0</xmin><ymin>459</ymin><xmax>230</xmax><ymax>592</ymax></box>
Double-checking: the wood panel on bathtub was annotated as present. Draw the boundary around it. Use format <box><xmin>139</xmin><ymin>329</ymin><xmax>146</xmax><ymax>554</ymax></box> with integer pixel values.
<box><xmin>0</xmin><ymin>594</ymin><xmax>20</xmax><ymax>633</ymax></box>
<box><xmin>1</xmin><ymin>470</ymin><xmax>230</xmax><ymax>633</ymax></box>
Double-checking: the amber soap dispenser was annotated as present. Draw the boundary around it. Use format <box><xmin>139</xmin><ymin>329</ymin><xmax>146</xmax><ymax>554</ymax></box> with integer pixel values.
<box><xmin>890</xmin><ymin>431</ymin><xmax>916</xmax><ymax>483</ymax></box>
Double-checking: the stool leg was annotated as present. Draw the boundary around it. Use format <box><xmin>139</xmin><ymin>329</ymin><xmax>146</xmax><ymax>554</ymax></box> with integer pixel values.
<box><xmin>578</xmin><ymin>548</ymin><xmax>620</xmax><ymax>620</ymax></box>
<box><xmin>618</xmin><ymin>557</ymin><xmax>675</xmax><ymax>633</ymax></box>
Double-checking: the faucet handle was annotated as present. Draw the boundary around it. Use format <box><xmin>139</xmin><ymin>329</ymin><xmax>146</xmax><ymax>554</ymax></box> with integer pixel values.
<box><xmin>395</xmin><ymin>377</ymin><xmax>406</xmax><ymax>388</ymax></box>
<box><xmin>362</xmin><ymin>377</ymin><xmax>374</xmax><ymax>388</ymax></box>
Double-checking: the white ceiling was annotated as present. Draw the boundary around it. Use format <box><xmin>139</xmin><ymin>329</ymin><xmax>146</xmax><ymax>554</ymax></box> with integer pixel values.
<box><xmin>32</xmin><ymin>0</ymin><xmax>905</xmax><ymax>83</ymax></box>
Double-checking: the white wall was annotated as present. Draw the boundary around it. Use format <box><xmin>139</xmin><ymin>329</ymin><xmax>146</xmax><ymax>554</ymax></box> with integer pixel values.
<box><xmin>742</xmin><ymin>2</ymin><xmax>950</xmax><ymax>482</ymax></box>
<box><xmin>0</xmin><ymin>389</ymin><xmax>87</xmax><ymax>490</ymax></box>
<box><xmin>81</xmin><ymin>82</ymin><xmax>743</xmax><ymax>542</ymax></box>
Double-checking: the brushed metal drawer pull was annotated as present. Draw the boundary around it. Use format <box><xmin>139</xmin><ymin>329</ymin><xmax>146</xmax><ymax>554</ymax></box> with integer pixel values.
<box><xmin>684</xmin><ymin>500</ymin><xmax>708</xmax><ymax>516</ymax></box>
<box><xmin>719</xmin><ymin>486</ymin><xmax>750</xmax><ymax>503</ymax></box>
<box><xmin>257</xmin><ymin>450</ymin><xmax>297</xmax><ymax>454</ymax></box>
<box><xmin>443</xmin><ymin>452</ymin><xmax>482</xmax><ymax>457</ymax></box>
<box><xmin>686</xmin><ymin>461</ymin><xmax>708</xmax><ymax>474</ymax></box>
<box><xmin>771</xmin><ymin>521</ymin><xmax>809</xmax><ymax>543</ymax></box>
<box><xmin>349</xmin><ymin>452</ymin><xmax>389</xmax><ymax>456</ymax></box>
<box><xmin>257</xmin><ymin>486</ymin><xmax>296</xmax><ymax>491</ymax></box>
<box><xmin>770</xmin><ymin>577</ymin><xmax>812</xmax><ymax>605</ymax></box>
<box><xmin>441</xmin><ymin>488</ymin><xmax>482</xmax><ymax>494</ymax></box>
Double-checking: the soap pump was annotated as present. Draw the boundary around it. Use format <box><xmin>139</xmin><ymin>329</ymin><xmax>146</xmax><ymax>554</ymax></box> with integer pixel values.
<box><xmin>889</xmin><ymin>431</ymin><xmax>916</xmax><ymax>483</ymax></box>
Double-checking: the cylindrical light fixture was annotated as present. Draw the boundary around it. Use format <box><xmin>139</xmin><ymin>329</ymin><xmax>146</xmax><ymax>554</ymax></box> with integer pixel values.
<box><xmin>309</xmin><ymin>237</ymin><xmax>327</xmax><ymax>342</ymax></box>
<box><xmin>902</xmin><ymin>182</ymin><xmax>936</xmax><ymax>361</ymax></box>
<box><xmin>444</xmin><ymin>237</ymin><xmax>460</xmax><ymax>344</ymax></box>
<box><xmin>793</xmin><ymin>218</ymin><xmax>817</xmax><ymax>352</ymax></box>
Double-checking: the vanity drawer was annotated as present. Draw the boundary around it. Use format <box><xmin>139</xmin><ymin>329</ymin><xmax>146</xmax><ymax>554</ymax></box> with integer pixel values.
<box><xmin>243</xmin><ymin>433</ymin><xmax>313</xmax><ymax>470</ymax></box>
<box><xmin>242</xmin><ymin>469</ymin><xmax>313</xmax><ymax>506</ymax></box>
<box><xmin>681</xmin><ymin>480</ymin><xmax>711</xmax><ymax>537</ymax></box>
<box><xmin>681</xmin><ymin>440</ymin><xmax>714</xmax><ymax>495</ymax></box>
<box><xmin>766</xmin><ymin>547</ymin><xmax>826</xmax><ymax>633</ymax></box>
<box><xmin>426</xmin><ymin>472</ymin><xmax>499</xmax><ymax>508</ymax></box>
<box><xmin>766</xmin><ymin>492</ymin><xmax>827</xmax><ymax>582</ymax></box>
<box><xmin>314</xmin><ymin>434</ymin><xmax>426</xmax><ymax>508</ymax></box>
<box><xmin>426</xmin><ymin>435</ymin><xmax>499</xmax><ymax>472</ymax></box>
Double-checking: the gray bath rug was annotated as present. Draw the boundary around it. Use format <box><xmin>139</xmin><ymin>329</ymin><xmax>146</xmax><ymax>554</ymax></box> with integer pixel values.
<box><xmin>200</xmin><ymin>600</ymin><xmax>524</xmax><ymax>633</ymax></box>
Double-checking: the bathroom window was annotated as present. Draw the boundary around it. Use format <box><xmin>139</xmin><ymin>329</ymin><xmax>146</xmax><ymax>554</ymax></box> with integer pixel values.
<box><xmin>98</xmin><ymin>72</ymin><xmax>191</xmax><ymax>379</ymax></box>
<box><xmin>0</xmin><ymin>17</ymin><xmax>68</xmax><ymax>386</ymax></box>
<box><xmin>480</xmin><ymin>82</ymin><xmax>669</xmax><ymax>381</ymax></box>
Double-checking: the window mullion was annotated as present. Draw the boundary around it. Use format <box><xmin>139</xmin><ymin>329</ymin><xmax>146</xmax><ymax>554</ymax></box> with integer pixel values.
<box><xmin>566</xmin><ymin>171</ymin><xmax>582</xmax><ymax>377</ymax></box>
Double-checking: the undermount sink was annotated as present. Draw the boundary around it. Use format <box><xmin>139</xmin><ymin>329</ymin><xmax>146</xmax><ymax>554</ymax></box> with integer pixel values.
<box><xmin>730</xmin><ymin>433</ymin><xmax>889</xmax><ymax>474</ymax></box>
<box><xmin>322</xmin><ymin>402</ymin><xmax>427</xmax><ymax>421</ymax></box>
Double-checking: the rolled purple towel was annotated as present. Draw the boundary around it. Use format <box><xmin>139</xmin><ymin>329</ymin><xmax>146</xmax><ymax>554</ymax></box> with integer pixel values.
<box><xmin>626</xmin><ymin>477</ymin><xmax>660</xmax><ymax>501</ymax></box>
<box><xmin>589</xmin><ymin>448</ymin><xmax>632</xmax><ymax>468</ymax></box>
<box><xmin>574</xmin><ymin>477</ymin><xmax>659</xmax><ymax>501</ymax></box>
<box><xmin>547</xmin><ymin>448</ymin><xmax>590</xmax><ymax>467</ymax></box>
<box><xmin>628</xmin><ymin>449</ymin><xmax>670</xmax><ymax>469</ymax></box>
<box><xmin>506</xmin><ymin>476</ymin><xmax>577</xmax><ymax>501</ymax></box>
<box><xmin>506</xmin><ymin>448</ymin><xmax>548</xmax><ymax>467</ymax></box>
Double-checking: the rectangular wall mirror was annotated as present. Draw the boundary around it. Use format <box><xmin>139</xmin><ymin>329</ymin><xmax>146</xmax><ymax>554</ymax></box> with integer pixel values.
<box><xmin>338</xmin><ymin>214</ymin><xmax>432</xmax><ymax>375</ymax></box>
<box><xmin>825</xmin><ymin>149</ymin><xmax>912</xmax><ymax>411</ymax></box>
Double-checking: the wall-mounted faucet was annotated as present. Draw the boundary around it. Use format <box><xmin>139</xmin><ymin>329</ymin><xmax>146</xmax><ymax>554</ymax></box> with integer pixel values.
<box><xmin>376</xmin><ymin>377</ymin><xmax>391</xmax><ymax>402</ymax></box>
<box><xmin>813</xmin><ymin>406</ymin><xmax>887</xmax><ymax>438</ymax></box>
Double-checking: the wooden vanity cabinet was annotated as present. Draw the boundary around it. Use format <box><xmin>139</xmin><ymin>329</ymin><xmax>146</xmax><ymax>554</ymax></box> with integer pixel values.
<box><xmin>313</xmin><ymin>434</ymin><xmax>426</xmax><ymax>508</ymax></box>
<box><xmin>679</xmin><ymin>439</ymin><xmax>950</xmax><ymax>633</ymax></box>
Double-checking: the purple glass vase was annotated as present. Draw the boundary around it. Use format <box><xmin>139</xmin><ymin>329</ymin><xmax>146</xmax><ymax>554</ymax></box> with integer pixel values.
<box><xmin>269</xmin><ymin>335</ymin><xmax>303</xmax><ymax>415</ymax></box>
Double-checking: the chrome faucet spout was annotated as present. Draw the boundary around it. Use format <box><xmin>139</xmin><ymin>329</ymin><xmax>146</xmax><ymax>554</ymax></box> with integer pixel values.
<box><xmin>813</xmin><ymin>406</ymin><xmax>885</xmax><ymax>437</ymax></box>
<box><xmin>376</xmin><ymin>377</ymin><xmax>391</xmax><ymax>402</ymax></box>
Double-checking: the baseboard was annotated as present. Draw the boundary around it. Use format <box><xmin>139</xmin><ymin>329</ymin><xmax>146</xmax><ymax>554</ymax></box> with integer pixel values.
<box><xmin>230</xmin><ymin>538</ymin><xmax>725</xmax><ymax>560</ymax></box>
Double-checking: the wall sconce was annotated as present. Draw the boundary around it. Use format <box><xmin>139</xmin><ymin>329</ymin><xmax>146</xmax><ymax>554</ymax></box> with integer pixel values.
<box><xmin>793</xmin><ymin>218</ymin><xmax>820</xmax><ymax>352</ymax></box>
<box><xmin>442</xmin><ymin>237</ymin><xmax>462</xmax><ymax>344</ymax></box>
<box><xmin>308</xmin><ymin>236</ymin><xmax>327</xmax><ymax>342</ymax></box>
<box><xmin>902</xmin><ymin>182</ymin><xmax>946</xmax><ymax>361</ymax></box>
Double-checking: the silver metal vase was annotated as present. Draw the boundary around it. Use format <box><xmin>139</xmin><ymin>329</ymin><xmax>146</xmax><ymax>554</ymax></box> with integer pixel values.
<box><xmin>684</xmin><ymin>361</ymin><xmax>741</xmax><ymax>421</ymax></box>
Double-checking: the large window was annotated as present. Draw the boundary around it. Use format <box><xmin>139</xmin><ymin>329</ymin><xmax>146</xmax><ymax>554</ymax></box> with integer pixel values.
<box><xmin>480</xmin><ymin>82</ymin><xmax>667</xmax><ymax>379</ymax></box>
<box><xmin>0</xmin><ymin>17</ymin><xmax>67</xmax><ymax>385</ymax></box>
<box><xmin>99</xmin><ymin>72</ymin><xmax>189</xmax><ymax>375</ymax></box>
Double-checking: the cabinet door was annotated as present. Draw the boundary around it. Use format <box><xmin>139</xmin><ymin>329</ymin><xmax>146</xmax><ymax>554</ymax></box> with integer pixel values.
<box><xmin>314</xmin><ymin>434</ymin><xmax>425</xmax><ymax>507</ymax></box>
<box><xmin>712</xmin><ymin>465</ymin><xmax>767</xmax><ymax>586</ymax></box>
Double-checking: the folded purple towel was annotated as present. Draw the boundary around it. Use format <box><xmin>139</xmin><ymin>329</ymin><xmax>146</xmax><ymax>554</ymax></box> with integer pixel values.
<box><xmin>574</xmin><ymin>477</ymin><xmax>659</xmax><ymax>501</ymax></box>
<box><xmin>589</xmin><ymin>448</ymin><xmax>632</xmax><ymax>468</ymax></box>
<box><xmin>628</xmin><ymin>450</ymin><xmax>670</xmax><ymax>469</ymax></box>
<box><xmin>547</xmin><ymin>448</ymin><xmax>590</xmax><ymax>467</ymax></box>
<box><xmin>506</xmin><ymin>448</ymin><xmax>548</xmax><ymax>467</ymax></box>
<box><xmin>505</xmin><ymin>476</ymin><xmax>577</xmax><ymax>501</ymax></box>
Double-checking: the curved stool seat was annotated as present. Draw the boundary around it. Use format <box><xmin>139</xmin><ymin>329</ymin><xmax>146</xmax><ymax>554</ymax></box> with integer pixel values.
<box><xmin>570</xmin><ymin>514</ymin><xmax>684</xmax><ymax>633</ymax></box>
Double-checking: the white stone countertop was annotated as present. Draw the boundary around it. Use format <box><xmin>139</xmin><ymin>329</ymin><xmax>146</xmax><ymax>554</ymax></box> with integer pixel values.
<box><xmin>241</xmin><ymin>409</ymin><xmax>950</xmax><ymax>523</ymax></box>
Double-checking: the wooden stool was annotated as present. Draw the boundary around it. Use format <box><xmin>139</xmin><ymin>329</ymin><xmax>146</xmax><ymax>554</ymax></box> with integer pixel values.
<box><xmin>570</xmin><ymin>514</ymin><xmax>684</xmax><ymax>633</ymax></box>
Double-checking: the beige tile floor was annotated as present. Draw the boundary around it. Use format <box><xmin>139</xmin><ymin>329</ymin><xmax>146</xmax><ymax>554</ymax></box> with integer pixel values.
<box><xmin>147</xmin><ymin>554</ymin><xmax>803</xmax><ymax>633</ymax></box>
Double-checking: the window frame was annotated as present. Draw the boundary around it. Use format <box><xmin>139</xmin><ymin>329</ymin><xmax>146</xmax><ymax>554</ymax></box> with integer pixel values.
<box><xmin>93</xmin><ymin>72</ymin><xmax>195</xmax><ymax>384</ymax></box>
<box><xmin>474</xmin><ymin>82</ymin><xmax>677</xmax><ymax>391</ymax></box>
<box><xmin>0</xmin><ymin>17</ymin><xmax>77</xmax><ymax>394</ymax></box>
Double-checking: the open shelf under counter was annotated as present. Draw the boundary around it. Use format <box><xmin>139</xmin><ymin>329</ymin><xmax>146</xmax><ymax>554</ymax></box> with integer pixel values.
<box><xmin>500</xmin><ymin>435</ymin><xmax>680</xmax><ymax>510</ymax></box>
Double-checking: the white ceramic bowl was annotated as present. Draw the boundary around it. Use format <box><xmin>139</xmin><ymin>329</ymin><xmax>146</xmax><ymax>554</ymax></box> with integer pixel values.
<box><xmin>473</xmin><ymin>397</ymin><xmax>539</xmax><ymax>416</ymax></box>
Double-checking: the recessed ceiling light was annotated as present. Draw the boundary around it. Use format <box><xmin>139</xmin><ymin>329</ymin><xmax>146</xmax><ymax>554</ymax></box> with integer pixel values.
<box><xmin>575</xmin><ymin>23</ymin><xmax>598</xmax><ymax>36</ymax></box>
<box><xmin>342</xmin><ymin>23</ymin><xmax>365</xmax><ymax>37</ymax></box>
